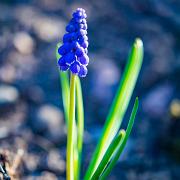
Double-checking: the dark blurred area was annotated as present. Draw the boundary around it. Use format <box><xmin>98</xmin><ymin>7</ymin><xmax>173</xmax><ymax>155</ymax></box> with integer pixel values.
<box><xmin>0</xmin><ymin>0</ymin><xmax>180</xmax><ymax>179</ymax></box>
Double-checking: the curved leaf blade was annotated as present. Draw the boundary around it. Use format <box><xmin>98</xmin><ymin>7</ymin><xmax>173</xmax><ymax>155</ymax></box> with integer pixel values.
<box><xmin>100</xmin><ymin>97</ymin><xmax>139</xmax><ymax>179</ymax></box>
<box><xmin>91</xmin><ymin>130</ymin><xmax>126</xmax><ymax>180</ymax></box>
<box><xmin>85</xmin><ymin>38</ymin><xmax>143</xmax><ymax>179</ymax></box>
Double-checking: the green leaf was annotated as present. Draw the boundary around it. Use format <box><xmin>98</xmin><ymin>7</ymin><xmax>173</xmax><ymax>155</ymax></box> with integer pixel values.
<box><xmin>84</xmin><ymin>38</ymin><xmax>143</xmax><ymax>180</ymax></box>
<box><xmin>100</xmin><ymin>97</ymin><xmax>139</xmax><ymax>179</ymax></box>
<box><xmin>91</xmin><ymin>130</ymin><xmax>126</xmax><ymax>180</ymax></box>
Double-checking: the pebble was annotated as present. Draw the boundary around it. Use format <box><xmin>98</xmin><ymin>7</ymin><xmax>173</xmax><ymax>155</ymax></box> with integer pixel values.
<box><xmin>0</xmin><ymin>64</ymin><xmax>16</xmax><ymax>83</ymax></box>
<box><xmin>33</xmin><ymin>17</ymin><xmax>65</xmax><ymax>42</ymax></box>
<box><xmin>91</xmin><ymin>55</ymin><xmax>120</xmax><ymax>101</ymax></box>
<box><xmin>47</xmin><ymin>150</ymin><xmax>66</xmax><ymax>173</ymax></box>
<box><xmin>26</xmin><ymin>171</ymin><xmax>58</xmax><ymax>180</ymax></box>
<box><xmin>38</xmin><ymin>172</ymin><xmax>58</xmax><ymax>180</ymax></box>
<box><xmin>7</xmin><ymin>51</ymin><xmax>37</xmax><ymax>81</ymax></box>
<box><xmin>0</xmin><ymin>127</ymin><xmax>9</xmax><ymax>139</ymax></box>
<box><xmin>0</xmin><ymin>85</ymin><xmax>19</xmax><ymax>106</ymax></box>
<box><xmin>24</xmin><ymin>86</ymin><xmax>45</xmax><ymax>104</ymax></box>
<box><xmin>34</xmin><ymin>104</ymin><xmax>65</xmax><ymax>142</ymax></box>
<box><xmin>13</xmin><ymin>32</ymin><xmax>35</xmax><ymax>55</ymax></box>
<box><xmin>142</xmin><ymin>83</ymin><xmax>174</xmax><ymax>118</ymax></box>
<box><xmin>14</xmin><ymin>6</ymin><xmax>65</xmax><ymax>42</ymax></box>
<box><xmin>25</xmin><ymin>153</ymin><xmax>40</xmax><ymax>172</ymax></box>
<box><xmin>126</xmin><ymin>170</ymin><xmax>171</xmax><ymax>180</ymax></box>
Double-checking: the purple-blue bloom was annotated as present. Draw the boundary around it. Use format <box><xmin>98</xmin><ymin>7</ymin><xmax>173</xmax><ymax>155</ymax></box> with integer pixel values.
<box><xmin>58</xmin><ymin>8</ymin><xmax>89</xmax><ymax>77</ymax></box>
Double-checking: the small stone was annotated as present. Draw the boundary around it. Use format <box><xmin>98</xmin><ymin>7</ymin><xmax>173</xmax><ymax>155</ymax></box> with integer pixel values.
<box><xmin>33</xmin><ymin>17</ymin><xmax>66</xmax><ymax>42</ymax></box>
<box><xmin>34</xmin><ymin>105</ymin><xmax>65</xmax><ymax>142</ymax></box>
<box><xmin>142</xmin><ymin>83</ymin><xmax>174</xmax><ymax>118</ymax></box>
<box><xmin>0</xmin><ymin>127</ymin><xmax>9</xmax><ymax>139</ymax></box>
<box><xmin>24</xmin><ymin>86</ymin><xmax>44</xmax><ymax>104</ymax></box>
<box><xmin>91</xmin><ymin>56</ymin><xmax>120</xmax><ymax>100</ymax></box>
<box><xmin>0</xmin><ymin>64</ymin><xmax>16</xmax><ymax>83</ymax></box>
<box><xmin>26</xmin><ymin>171</ymin><xmax>58</xmax><ymax>180</ymax></box>
<box><xmin>13</xmin><ymin>32</ymin><xmax>35</xmax><ymax>55</ymax></box>
<box><xmin>0</xmin><ymin>85</ymin><xmax>19</xmax><ymax>106</ymax></box>
<box><xmin>24</xmin><ymin>153</ymin><xmax>40</xmax><ymax>172</ymax></box>
<box><xmin>47</xmin><ymin>150</ymin><xmax>66</xmax><ymax>173</ymax></box>
<box><xmin>39</xmin><ymin>172</ymin><xmax>58</xmax><ymax>180</ymax></box>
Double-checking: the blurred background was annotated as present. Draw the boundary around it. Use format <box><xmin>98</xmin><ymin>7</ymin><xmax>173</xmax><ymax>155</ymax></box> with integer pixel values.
<box><xmin>0</xmin><ymin>0</ymin><xmax>180</xmax><ymax>179</ymax></box>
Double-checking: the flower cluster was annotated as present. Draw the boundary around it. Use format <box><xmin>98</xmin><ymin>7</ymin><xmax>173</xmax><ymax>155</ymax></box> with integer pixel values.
<box><xmin>58</xmin><ymin>8</ymin><xmax>89</xmax><ymax>77</ymax></box>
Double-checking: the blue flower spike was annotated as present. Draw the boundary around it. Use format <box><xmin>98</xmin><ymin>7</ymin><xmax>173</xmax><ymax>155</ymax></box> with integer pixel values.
<box><xmin>58</xmin><ymin>8</ymin><xmax>89</xmax><ymax>77</ymax></box>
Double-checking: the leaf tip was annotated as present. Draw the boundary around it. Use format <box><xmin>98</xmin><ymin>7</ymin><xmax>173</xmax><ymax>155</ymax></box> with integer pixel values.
<box><xmin>119</xmin><ymin>129</ymin><xmax>126</xmax><ymax>137</ymax></box>
<box><xmin>134</xmin><ymin>38</ymin><xmax>143</xmax><ymax>48</ymax></box>
<box><xmin>56</xmin><ymin>42</ymin><xmax>61</xmax><ymax>48</ymax></box>
<box><xmin>135</xmin><ymin>96</ymin><xmax>139</xmax><ymax>102</ymax></box>
<box><xmin>56</xmin><ymin>42</ymin><xmax>61</xmax><ymax>61</ymax></box>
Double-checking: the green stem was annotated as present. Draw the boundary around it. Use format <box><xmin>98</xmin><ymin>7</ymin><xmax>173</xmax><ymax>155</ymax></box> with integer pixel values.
<box><xmin>74</xmin><ymin>127</ymin><xmax>79</xmax><ymax>180</ymax></box>
<box><xmin>76</xmin><ymin>77</ymin><xmax>84</xmax><ymax>179</ymax></box>
<box><xmin>67</xmin><ymin>73</ymin><xmax>76</xmax><ymax>180</ymax></box>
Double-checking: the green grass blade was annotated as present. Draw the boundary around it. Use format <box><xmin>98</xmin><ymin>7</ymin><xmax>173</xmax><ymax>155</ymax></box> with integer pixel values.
<box><xmin>91</xmin><ymin>130</ymin><xmax>126</xmax><ymax>180</ymax></box>
<box><xmin>100</xmin><ymin>98</ymin><xmax>139</xmax><ymax>179</ymax></box>
<box><xmin>56</xmin><ymin>43</ymin><xmax>70</xmax><ymax>124</ymax></box>
<box><xmin>84</xmin><ymin>38</ymin><xmax>143</xmax><ymax>179</ymax></box>
<box><xmin>76</xmin><ymin>77</ymin><xmax>84</xmax><ymax>180</ymax></box>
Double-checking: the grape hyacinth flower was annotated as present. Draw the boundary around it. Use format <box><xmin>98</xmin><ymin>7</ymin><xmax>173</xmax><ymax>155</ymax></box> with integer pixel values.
<box><xmin>58</xmin><ymin>8</ymin><xmax>89</xmax><ymax>77</ymax></box>
<box><xmin>56</xmin><ymin>8</ymin><xmax>144</xmax><ymax>180</ymax></box>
